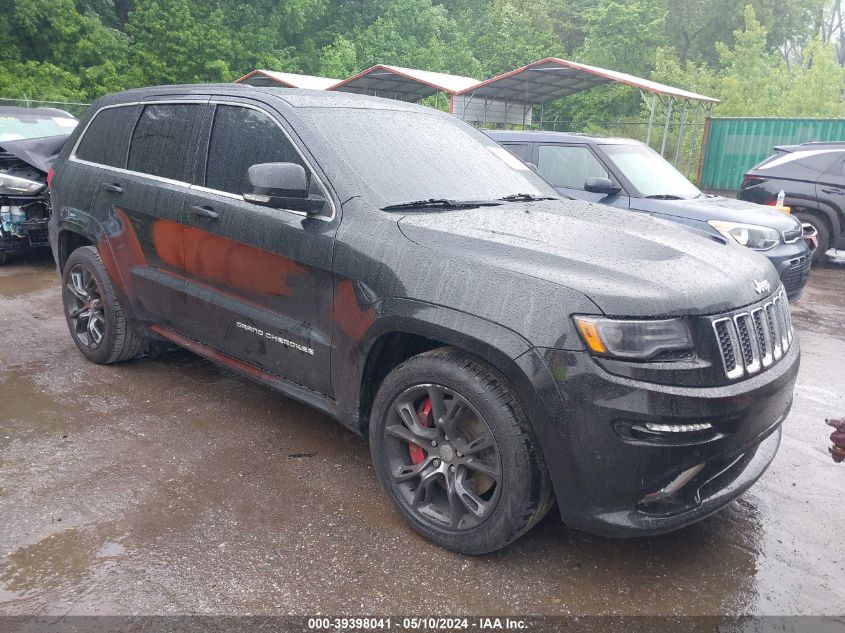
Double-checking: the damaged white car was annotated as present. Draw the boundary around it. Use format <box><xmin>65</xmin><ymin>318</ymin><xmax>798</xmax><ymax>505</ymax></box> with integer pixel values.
<box><xmin>0</xmin><ymin>106</ymin><xmax>77</xmax><ymax>264</ymax></box>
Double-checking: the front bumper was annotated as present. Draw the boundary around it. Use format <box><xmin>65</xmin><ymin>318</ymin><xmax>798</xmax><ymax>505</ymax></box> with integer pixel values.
<box><xmin>515</xmin><ymin>338</ymin><xmax>799</xmax><ymax>537</ymax></box>
<box><xmin>761</xmin><ymin>241</ymin><xmax>811</xmax><ymax>302</ymax></box>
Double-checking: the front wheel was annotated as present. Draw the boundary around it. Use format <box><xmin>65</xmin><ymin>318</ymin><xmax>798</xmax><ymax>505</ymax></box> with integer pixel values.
<box><xmin>369</xmin><ymin>348</ymin><xmax>552</xmax><ymax>554</ymax></box>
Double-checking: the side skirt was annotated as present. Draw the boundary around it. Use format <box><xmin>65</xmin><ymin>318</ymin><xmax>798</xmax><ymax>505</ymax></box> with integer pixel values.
<box><xmin>149</xmin><ymin>324</ymin><xmax>348</xmax><ymax>428</ymax></box>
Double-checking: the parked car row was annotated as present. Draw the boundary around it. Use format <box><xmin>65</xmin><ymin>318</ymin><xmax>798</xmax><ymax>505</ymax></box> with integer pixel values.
<box><xmin>46</xmin><ymin>85</ymin><xmax>800</xmax><ymax>554</ymax></box>
<box><xmin>489</xmin><ymin>130</ymin><xmax>813</xmax><ymax>301</ymax></box>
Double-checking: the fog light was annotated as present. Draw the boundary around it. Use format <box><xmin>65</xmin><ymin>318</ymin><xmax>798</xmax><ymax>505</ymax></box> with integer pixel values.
<box><xmin>645</xmin><ymin>422</ymin><xmax>713</xmax><ymax>433</ymax></box>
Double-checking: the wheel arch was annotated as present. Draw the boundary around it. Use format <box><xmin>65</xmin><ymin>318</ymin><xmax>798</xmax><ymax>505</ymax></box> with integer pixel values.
<box><xmin>57</xmin><ymin>228</ymin><xmax>95</xmax><ymax>272</ymax></box>
<box><xmin>349</xmin><ymin>299</ymin><xmax>535</xmax><ymax>436</ymax></box>
<box><xmin>787</xmin><ymin>199</ymin><xmax>842</xmax><ymax>245</ymax></box>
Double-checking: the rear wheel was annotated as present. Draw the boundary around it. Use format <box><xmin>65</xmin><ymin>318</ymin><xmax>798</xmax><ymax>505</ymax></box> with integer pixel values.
<box><xmin>62</xmin><ymin>246</ymin><xmax>147</xmax><ymax>364</ymax></box>
<box><xmin>369</xmin><ymin>347</ymin><xmax>551</xmax><ymax>554</ymax></box>
<box><xmin>794</xmin><ymin>211</ymin><xmax>830</xmax><ymax>264</ymax></box>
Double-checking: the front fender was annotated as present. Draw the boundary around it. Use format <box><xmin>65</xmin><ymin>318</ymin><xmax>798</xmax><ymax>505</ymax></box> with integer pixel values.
<box><xmin>331</xmin><ymin>295</ymin><xmax>534</xmax><ymax>432</ymax></box>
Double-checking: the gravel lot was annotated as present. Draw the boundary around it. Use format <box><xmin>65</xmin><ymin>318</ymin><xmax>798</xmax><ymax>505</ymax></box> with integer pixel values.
<box><xmin>1</xmin><ymin>251</ymin><xmax>843</xmax><ymax>617</ymax></box>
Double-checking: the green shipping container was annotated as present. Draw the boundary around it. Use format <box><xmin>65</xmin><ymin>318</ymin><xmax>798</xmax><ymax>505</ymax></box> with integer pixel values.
<box><xmin>698</xmin><ymin>117</ymin><xmax>845</xmax><ymax>192</ymax></box>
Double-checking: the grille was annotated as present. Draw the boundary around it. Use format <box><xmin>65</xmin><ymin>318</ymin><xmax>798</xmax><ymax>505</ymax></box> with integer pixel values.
<box><xmin>781</xmin><ymin>254</ymin><xmax>811</xmax><ymax>293</ymax></box>
<box><xmin>711</xmin><ymin>288</ymin><xmax>793</xmax><ymax>380</ymax></box>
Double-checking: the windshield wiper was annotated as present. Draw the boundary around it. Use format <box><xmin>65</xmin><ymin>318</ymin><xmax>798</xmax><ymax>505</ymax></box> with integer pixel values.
<box><xmin>644</xmin><ymin>194</ymin><xmax>684</xmax><ymax>200</ymax></box>
<box><xmin>497</xmin><ymin>193</ymin><xmax>557</xmax><ymax>202</ymax></box>
<box><xmin>381</xmin><ymin>198</ymin><xmax>501</xmax><ymax>211</ymax></box>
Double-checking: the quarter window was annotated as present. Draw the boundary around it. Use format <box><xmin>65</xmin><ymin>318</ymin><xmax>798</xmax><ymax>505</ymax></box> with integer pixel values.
<box><xmin>127</xmin><ymin>104</ymin><xmax>203</xmax><ymax>181</ymax></box>
<box><xmin>501</xmin><ymin>143</ymin><xmax>531</xmax><ymax>162</ymax></box>
<box><xmin>75</xmin><ymin>105</ymin><xmax>140</xmax><ymax>168</ymax></box>
<box><xmin>537</xmin><ymin>145</ymin><xmax>609</xmax><ymax>191</ymax></box>
<box><xmin>205</xmin><ymin>105</ymin><xmax>305</xmax><ymax>195</ymax></box>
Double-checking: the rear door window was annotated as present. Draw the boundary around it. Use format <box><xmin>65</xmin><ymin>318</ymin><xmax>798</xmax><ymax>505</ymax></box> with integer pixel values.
<box><xmin>204</xmin><ymin>104</ymin><xmax>305</xmax><ymax>195</ymax></box>
<box><xmin>537</xmin><ymin>144</ymin><xmax>609</xmax><ymax>190</ymax></box>
<box><xmin>75</xmin><ymin>105</ymin><xmax>140</xmax><ymax>168</ymax></box>
<box><xmin>127</xmin><ymin>103</ymin><xmax>204</xmax><ymax>182</ymax></box>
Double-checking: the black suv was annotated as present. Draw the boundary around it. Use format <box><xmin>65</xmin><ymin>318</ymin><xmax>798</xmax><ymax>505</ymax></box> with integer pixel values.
<box><xmin>50</xmin><ymin>85</ymin><xmax>799</xmax><ymax>554</ymax></box>
<box><xmin>739</xmin><ymin>142</ymin><xmax>845</xmax><ymax>264</ymax></box>
<box><xmin>489</xmin><ymin>130</ymin><xmax>811</xmax><ymax>301</ymax></box>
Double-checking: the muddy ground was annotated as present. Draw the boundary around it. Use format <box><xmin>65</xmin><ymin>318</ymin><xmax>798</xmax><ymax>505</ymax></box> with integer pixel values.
<box><xmin>0</xmin><ymin>251</ymin><xmax>843</xmax><ymax>617</ymax></box>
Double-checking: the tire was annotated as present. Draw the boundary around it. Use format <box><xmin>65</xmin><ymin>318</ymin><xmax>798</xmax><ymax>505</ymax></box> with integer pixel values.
<box><xmin>369</xmin><ymin>347</ymin><xmax>552</xmax><ymax>554</ymax></box>
<box><xmin>0</xmin><ymin>252</ymin><xmax>6</xmax><ymax>266</ymax></box>
<box><xmin>61</xmin><ymin>245</ymin><xmax>147</xmax><ymax>364</ymax></box>
<box><xmin>794</xmin><ymin>211</ymin><xmax>830</xmax><ymax>265</ymax></box>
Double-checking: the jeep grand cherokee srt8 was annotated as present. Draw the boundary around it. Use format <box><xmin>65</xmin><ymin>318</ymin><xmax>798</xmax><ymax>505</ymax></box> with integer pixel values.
<box><xmin>49</xmin><ymin>85</ymin><xmax>799</xmax><ymax>554</ymax></box>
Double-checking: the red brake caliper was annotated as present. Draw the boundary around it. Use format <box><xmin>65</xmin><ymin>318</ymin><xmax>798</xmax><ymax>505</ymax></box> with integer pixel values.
<box><xmin>409</xmin><ymin>397</ymin><xmax>432</xmax><ymax>465</ymax></box>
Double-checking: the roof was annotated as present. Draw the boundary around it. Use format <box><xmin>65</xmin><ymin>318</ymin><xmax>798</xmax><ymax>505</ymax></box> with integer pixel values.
<box><xmin>776</xmin><ymin>141</ymin><xmax>845</xmax><ymax>151</ymax></box>
<box><xmin>91</xmin><ymin>84</ymin><xmax>432</xmax><ymax>113</ymax></box>
<box><xmin>486</xmin><ymin>130</ymin><xmax>641</xmax><ymax>145</ymax></box>
<box><xmin>455</xmin><ymin>57</ymin><xmax>720</xmax><ymax>105</ymax></box>
<box><xmin>234</xmin><ymin>69</ymin><xmax>341</xmax><ymax>90</ymax></box>
<box><xmin>330</xmin><ymin>65</ymin><xmax>480</xmax><ymax>101</ymax></box>
<box><xmin>0</xmin><ymin>106</ymin><xmax>76</xmax><ymax>118</ymax></box>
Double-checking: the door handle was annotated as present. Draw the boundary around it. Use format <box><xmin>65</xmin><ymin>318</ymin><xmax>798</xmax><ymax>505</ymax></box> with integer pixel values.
<box><xmin>101</xmin><ymin>182</ymin><xmax>123</xmax><ymax>194</ymax></box>
<box><xmin>189</xmin><ymin>205</ymin><xmax>219</xmax><ymax>219</ymax></box>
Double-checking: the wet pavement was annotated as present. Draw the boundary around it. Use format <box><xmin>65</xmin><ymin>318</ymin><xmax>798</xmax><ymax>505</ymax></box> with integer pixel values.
<box><xmin>0</xmin><ymin>251</ymin><xmax>844</xmax><ymax>617</ymax></box>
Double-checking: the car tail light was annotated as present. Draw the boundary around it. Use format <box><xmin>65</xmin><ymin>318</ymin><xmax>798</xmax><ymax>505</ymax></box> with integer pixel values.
<box><xmin>47</xmin><ymin>166</ymin><xmax>55</xmax><ymax>188</ymax></box>
<box><xmin>741</xmin><ymin>174</ymin><xmax>764</xmax><ymax>189</ymax></box>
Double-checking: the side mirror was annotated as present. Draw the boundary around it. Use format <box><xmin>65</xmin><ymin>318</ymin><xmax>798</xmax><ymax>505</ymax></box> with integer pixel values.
<box><xmin>584</xmin><ymin>176</ymin><xmax>621</xmax><ymax>195</ymax></box>
<box><xmin>243</xmin><ymin>162</ymin><xmax>325</xmax><ymax>213</ymax></box>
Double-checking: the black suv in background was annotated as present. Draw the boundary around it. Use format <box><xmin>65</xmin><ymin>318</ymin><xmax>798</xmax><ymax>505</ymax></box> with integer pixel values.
<box><xmin>489</xmin><ymin>130</ymin><xmax>811</xmax><ymax>301</ymax></box>
<box><xmin>739</xmin><ymin>142</ymin><xmax>845</xmax><ymax>264</ymax></box>
<box><xmin>50</xmin><ymin>86</ymin><xmax>798</xmax><ymax>553</ymax></box>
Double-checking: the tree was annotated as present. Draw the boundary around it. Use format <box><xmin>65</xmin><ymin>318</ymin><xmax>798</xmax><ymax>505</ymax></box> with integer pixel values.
<box><xmin>463</xmin><ymin>0</ymin><xmax>559</xmax><ymax>76</ymax></box>
<box><xmin>125</xmin><ymin>0</ymin><xmax>233</xmax><ymax>85</ymax></box>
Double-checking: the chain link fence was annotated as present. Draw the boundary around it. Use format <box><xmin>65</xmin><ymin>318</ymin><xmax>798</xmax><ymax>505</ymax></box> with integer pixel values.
<box><xmin>0</xmin><ymin>97</ymin><xmax>91</xmax><ymax>118</ymax></box>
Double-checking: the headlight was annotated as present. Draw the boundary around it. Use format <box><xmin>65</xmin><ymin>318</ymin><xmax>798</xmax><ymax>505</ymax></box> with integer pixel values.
<box><xmin>0</xmin><ymin>172</ymin><xmax>46</xmax><ymax>196</ymax></box>
<box><xmin>574</xmin><ymin>316</ymin><xmax>693</xmax><ymax>360</ymax></box>
<box><xmin>707</xmin><ymin>220</ymin><xmax>780</xmax><ymax>250</ymax></box>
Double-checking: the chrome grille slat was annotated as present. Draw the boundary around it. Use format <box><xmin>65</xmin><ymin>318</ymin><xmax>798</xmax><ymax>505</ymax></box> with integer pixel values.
<box><xmin>710</xmin><ymin>288</ymin><xmax>792</xmax><ymax>380</ymax></box>
<box><xmin>765</xmin><ymin>302</ymin><xmax>783</xmax><ymax>360</ymax></box>
<box><xmin>751</xmin><ymin>308</ymin><xmax>773</xmax><ymax>368</ymax></box>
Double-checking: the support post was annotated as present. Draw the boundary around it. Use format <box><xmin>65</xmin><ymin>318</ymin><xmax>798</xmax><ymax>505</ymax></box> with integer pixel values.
<box><xmin>674</xmin><ymin>100</ymin><xmax>690</xmax><ymax>166</ymax></box>
<box><xmin>660</xmin><ymin>96</ymin><xmax>674</xmax><ymax>157</ymax></box>
<box><xmin>644</xmin><ymin>92</ymin><xmax>658</xmax><ymax>146</ymax></box>
<box><xmin>685</xmin><ymin>103</ymin><xmax>703</xmax><ymax>176</ymax></box>
<box><xmin>696</xmin><ymin>107</ymin><xmax>713</xmax><ymax>186</ymax></box>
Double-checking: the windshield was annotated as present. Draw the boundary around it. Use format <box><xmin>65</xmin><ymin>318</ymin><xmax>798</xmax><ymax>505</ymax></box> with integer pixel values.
<box><xmin>303</xmin><ymin>108</ymin><xmax>558</xmax><ymax>207</ymax></box>
<box><xmin>602</xmin><ymin>143</ymin><xmax>701</xmax><ymax>199</ymax></box>
<box><xmin>0</xmin><ymin>112</ymin><xmax>78</xmax><ymax>142</ymax></box>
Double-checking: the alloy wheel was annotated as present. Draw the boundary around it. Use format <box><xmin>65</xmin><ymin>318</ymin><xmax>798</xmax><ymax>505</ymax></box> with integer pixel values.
<box><xmin>383</xmin><ymin>384</ymin><xmax>502</xmax><ymax>531</ymax></box>
<box><xmin>64</xmin><ymin>263</ymin><xmax>106</xmax><ymax>349</ymax></box>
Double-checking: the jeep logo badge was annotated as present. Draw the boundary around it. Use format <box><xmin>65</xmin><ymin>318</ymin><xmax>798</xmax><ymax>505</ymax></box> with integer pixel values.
<box><xmin>754</xmin><ymin>280</ymin><xmax>771</xmax><ymax>295</ymax></box>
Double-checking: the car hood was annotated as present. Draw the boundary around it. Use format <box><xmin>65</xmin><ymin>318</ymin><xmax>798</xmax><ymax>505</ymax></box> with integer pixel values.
<box><xmin>629</xmin><ymin>194</ymin><xmax>801</xmax><ymax>232</ymax></box>
<box><xmin>0</xmin><ymin>134</ymin><xmax>70</xmax><ymax>173</ymax></box>
<box><xmin>397</xmin><ymin>199</ymin><xmax>781</xmax><ymax>317</ymax></box>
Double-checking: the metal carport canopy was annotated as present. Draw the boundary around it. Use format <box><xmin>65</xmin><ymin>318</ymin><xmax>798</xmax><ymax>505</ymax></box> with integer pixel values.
<box><xmin>234</xmin><ymin>69</ymin><xmax>341</xmax><ymax>90</ymax></box>
<box><xmin>330</xmin><ymin>65</ymin><xmax>480</xmax><ymax>101</ymax></box>
<box><xmin>453</xmin><ymin>57</ymin><xmax>719</xmax><ymax>105</ymax></box>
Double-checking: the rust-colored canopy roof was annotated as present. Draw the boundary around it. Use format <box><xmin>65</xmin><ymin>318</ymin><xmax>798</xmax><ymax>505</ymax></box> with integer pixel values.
<box><xmin>330</xmin><ymin>65</ymin><xmax>480</xmax><ymax>100</ymax></box>
<box><xmin>454</xmin><ymin>57</ymin><xmax>720</xmax><ymax>104</ymax></box>
<box><xmin>234</xmin><ymin>70</ymin><xmax>341</xmax><ymax>90</ymax></box>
